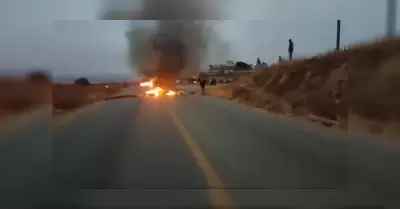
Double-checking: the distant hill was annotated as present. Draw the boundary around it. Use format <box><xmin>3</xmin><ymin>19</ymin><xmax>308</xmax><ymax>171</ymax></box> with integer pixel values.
<box><xmin>0</xmin><ymin>70</ymin><xmax>137</xmax><ymax>84</ymax></box>
<box><xmin>52</xmin><ymin>74</ymin><xmax>137</xmax><ymax>84</ymax></box>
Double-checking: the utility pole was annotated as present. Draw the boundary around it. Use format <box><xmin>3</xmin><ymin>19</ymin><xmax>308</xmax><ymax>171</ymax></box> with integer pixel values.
<box><xmin>386</xmin><ymin>0</ymin><xmax>397</xmax><ymax>37</ymax></box>
<box><xmin>336</xmin><ymin>20</ymin><xmax>341</xmax><ymax>51</ymax></box>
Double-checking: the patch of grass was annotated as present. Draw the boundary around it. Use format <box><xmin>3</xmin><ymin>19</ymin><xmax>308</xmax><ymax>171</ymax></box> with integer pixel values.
<box><xmin>52</xmin><ymin>84</ymin><xmax>122</xmax><ymax>112</ymax></box>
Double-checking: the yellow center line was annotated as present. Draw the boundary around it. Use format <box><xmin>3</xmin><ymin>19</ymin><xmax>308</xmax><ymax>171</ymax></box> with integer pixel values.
<box><xmin>168</xmin><ymin>109</ymin><xmax>236</xmax><ymax>209</ymax></box>
<box><xmin>52</xmin><ymin>101</ymin><xmax>104</xmax><ymax>131</ymax></box>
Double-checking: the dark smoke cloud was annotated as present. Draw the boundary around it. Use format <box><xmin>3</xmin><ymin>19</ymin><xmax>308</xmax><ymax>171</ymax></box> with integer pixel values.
<box><xmin>100</xmin><ymin>0</ymin><xmax>229</xmax><ymax>80</ymax></box>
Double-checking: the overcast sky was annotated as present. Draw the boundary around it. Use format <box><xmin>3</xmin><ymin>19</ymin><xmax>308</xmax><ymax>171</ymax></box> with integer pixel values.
<box><xmin>0</xmin><ymin>0</ymin><xmax>399</xmax><ymax>81</ymax></box>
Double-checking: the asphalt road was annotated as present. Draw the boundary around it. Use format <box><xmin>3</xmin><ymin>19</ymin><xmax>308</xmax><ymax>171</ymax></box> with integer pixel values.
<box><xmin>1</xmin><ymin>94</ymin><xmax>400</xmax><ymax>209</ymax></box>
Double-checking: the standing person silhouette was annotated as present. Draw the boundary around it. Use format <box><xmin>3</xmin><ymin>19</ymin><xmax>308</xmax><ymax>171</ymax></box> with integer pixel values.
<box><xmin>288</xmin><ymin>39</ymin><xmax>294</xmax><ymax>60</ymax></box>
<box><xmin>198</xmin><ymin>78</ymin><xmax>207</xmax><ymax>95</ymax></box>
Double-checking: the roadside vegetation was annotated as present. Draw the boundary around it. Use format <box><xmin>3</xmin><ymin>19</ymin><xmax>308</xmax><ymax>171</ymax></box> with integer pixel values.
<box><xmin>0</xmin><ymin>71</ymin><xmax>123</xmax><ymax>119</ymax></box>
<box><xmin>0</xmin><ymin>71</ymin><xmax>51</xmax><ymax>118</ymax></box>
<box><xmin>53</xmin><ymin>77</ymin><xmax>122</xmax><ymax>115</ymax></box>
<box><xmin>207</xmin><ymin>37</ymin><xmax>400</xmax><ymax>140</ymax></box>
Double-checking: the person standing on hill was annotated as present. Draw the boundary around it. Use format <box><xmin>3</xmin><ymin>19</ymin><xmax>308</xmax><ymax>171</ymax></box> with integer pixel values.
<box><xmin>288</xmin><ymin>39</ymin><xmax>294</xmax><ymax>60</ymax></box>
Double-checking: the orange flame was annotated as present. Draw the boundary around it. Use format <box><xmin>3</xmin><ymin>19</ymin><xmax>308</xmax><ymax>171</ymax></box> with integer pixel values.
<box><xmin>145</xmin><ymin>87</ymin><xmax>163</xmax><ymax>97</ymax></box>
<box><xmin>166</xmin><ymin>90</ymin><xmax>176</xmax><ymax>96</ymax></box>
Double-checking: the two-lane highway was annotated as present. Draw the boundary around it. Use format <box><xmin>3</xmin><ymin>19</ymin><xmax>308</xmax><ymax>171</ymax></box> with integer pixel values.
<box><xmin>1</xmin><ymin>94</ymin><xmax>399</xmax><ymax>208</ymax></box>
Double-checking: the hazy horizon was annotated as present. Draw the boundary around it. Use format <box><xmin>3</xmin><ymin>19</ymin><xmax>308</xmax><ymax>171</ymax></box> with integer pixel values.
<box><xmin>0</xmin><ymin>69</ymin><xmax>137</xmax><ymax>83</ymax></box>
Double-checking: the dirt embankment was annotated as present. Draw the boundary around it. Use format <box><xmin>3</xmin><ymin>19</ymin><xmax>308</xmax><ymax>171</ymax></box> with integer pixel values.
<box><xmin>208</xmin><ymin>37</ymin><xmax>400</xmax><ymax>140</ymax></box>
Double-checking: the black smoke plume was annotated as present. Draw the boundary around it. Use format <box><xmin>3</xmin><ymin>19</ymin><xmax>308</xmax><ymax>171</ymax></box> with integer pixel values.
<box><xmin>100</xmin><ymin>0</ymin><xmax>229</xmax><ymax>81</ymax></box>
